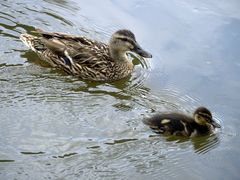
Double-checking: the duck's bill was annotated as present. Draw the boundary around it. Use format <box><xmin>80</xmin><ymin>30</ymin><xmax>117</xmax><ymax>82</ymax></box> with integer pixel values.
<box><xmin>212</xmin><ymin>120</ymin><xmax>221</xmax><ymax>128</ymax></box>
<box><xmin>133</xmin><ymin>43</ymin><xmax>152</xmax><ymax>58</ymax></box>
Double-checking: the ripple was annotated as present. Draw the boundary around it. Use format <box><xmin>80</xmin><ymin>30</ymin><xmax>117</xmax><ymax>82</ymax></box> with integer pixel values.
<box><xmin>192</xmin><ymin>134</ymin><xmax>220</xmax><ymax>154</ymax></box>
<box><xmin>52</xmin><ymin>152</ymin><xmax>78</xmax><ymax>159</ymax></box>
<box><xmin>0</xmin><ymin>159</ymin><xmax>15</xmax><ymax>162</ymax></box>
<box><xmin>126</xmin><ymin>54</ymin><xmax>151</xmax><ymax>92</ymax></box>
<box><xmin>87</xmin><ymin>146</ymin><xmax>101</xmax><ymax>149</ymax></box>
<box><xmin>43</xmin><ymin>0</ymin><xmax>79</xmax><ymax>12</ymax></box>
<box><xmin>105</xmin><ymin>138</ymin><xmax>138</xmax><ymax>145</ymax></box>
<box><xmin>42</xmin><ymin>11</ymin><xmax>74</xmax><ymax>26</ymax></box>
<box><xmin>21</xmin><ymin>151</ymin><xmax>45</xmax><ymax>155</ymax></box>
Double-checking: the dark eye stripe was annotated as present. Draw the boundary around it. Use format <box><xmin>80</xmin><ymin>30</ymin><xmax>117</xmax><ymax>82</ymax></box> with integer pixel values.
<box><xmin>121</xmin><ymin>38</ymin><xmax>128</xmax><ymax>41</ymax></box>
<box><xmin>198</xmin><ymin>112</ymin><xmax>212</xmax><ymax>121</ymax></box>
<box><xmin>117</xmin><ymin>37</ymin><xmax>135</xmax><ymax>45</ymax></box>
<box><xmin>199</xmin><ymin>112</ymin><xmax>211</xmax><ymax>117</ymax></box>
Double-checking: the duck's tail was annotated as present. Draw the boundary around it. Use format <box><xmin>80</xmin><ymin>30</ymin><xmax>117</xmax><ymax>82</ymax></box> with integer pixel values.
<box><xmin>20</xmin><ymin>34</ymin><xmax>46</xmax><ymax>53</ymax></box>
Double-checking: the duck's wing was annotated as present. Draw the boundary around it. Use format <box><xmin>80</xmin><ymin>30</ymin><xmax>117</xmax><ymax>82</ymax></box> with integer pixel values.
<box><xmin>33</xmin><ymin>28</ymin><xmax>110</xmax><ymax>55</ymax></box>
<box><xmin>40</xmin><ymin>36</ymin><xmax>112</xmax><ymax>75</ymax></box>
<box><xmin>33</xmin><ymin>28</ymin><xmax>95</xmax><ymax>46</ymax></box>
<box><xmin>22</xmin><ymin>29</ymin><xmax>113</xmax><ymax>80</ymax></box>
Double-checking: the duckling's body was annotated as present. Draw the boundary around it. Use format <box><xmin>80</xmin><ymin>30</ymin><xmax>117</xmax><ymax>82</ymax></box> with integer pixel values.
<box><xmin>20</xmin><ymin>29</ymin><xmax>152</xmax><ymax>82</ymax></box>
<box><xmin>143</xmin><ymin>107</ymin><xmax>221</xmax><ymax>137</ymax></box>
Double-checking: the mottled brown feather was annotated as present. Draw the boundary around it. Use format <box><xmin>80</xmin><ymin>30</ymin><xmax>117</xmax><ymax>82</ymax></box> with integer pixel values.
<box><xmin>20</xmin><ymin>29</ymin><xmax>133</xmax><ymax>81</ymax></box>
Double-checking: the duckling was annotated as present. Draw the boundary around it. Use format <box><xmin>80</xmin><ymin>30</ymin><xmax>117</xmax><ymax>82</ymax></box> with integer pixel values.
<box><xmin>143</xmin><ymin>107</ymin><xmax>221</xmax><ymax>137</ymax></box>
<box><xmin>20</xmin><ymin>29</ymin><xmax>152</xmax><ymax>82</ymax></box>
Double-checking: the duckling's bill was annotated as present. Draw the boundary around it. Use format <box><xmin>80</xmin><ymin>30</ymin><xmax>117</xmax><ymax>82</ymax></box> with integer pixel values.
<box><xmin>211</xmin><ymin>120</ymin><xmax>221</xmax><ymax>128</ymax></box>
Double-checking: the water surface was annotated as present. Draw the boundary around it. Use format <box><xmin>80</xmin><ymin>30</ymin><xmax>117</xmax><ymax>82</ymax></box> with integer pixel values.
<box><xmin>0</xmin><ymin>0</ymin><xmax>240</xmax><ymax>179</ymax></box>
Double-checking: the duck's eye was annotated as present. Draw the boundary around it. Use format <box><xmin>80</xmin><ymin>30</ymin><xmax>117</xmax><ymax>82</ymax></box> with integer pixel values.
<box><xmin>121</xmin><ymin>38</ymin><xmax>129</xmax><ymax>42</ymax></box>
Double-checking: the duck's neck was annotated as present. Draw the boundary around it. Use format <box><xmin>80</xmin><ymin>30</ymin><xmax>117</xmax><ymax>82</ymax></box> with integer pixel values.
<box><xmin>109</xmin><ymin>49</ymin><xmax>129</xmax><ymax>63</ymax></box>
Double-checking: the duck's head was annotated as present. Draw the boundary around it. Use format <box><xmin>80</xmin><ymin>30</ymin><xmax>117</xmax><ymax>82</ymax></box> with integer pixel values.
<box><xmin>193</xmin><ymin>107</ymin><xmax>221</xmax><ymax>128</ymax></box>
<box><xmin>109</xmin><ymin>29</ymin><xmax>152</xmax><ymax>61</ymax></box>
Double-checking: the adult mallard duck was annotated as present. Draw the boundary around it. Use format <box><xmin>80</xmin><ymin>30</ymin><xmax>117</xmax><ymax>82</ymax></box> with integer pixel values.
<box><xmin>143</xmin><ymin>107</ymin><xmax>221</xmax><ymax>137</ymax></box>
<box><xmin>20</xmin><ymin>29</ymin><xmax>152</xmax><ymax>82</ymax></box>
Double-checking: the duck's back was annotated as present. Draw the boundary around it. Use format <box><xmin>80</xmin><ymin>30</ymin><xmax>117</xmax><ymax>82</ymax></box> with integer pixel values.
<box><xmin>22</xmin><ymin>31</ymin><xmax>110</xmax><ymax>57</ymax></box>
<box><xmin>20</xmin><ymin>30</ymin><xmax>121</xmax><ymax>81</ymax></box>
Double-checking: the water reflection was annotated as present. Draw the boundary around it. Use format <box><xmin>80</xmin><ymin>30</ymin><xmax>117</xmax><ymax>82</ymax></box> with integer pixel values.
<box><xmin>43</xmin><ymin>0</ymin><xmax>79</xmax><ymax>11</ymax></box>
<box><xmin>52</xmin><ymin>152</ymin><xmax>78</xmax><ymax>159</ymax></box>
<box><xmin>20</xmin><ymin>151</ymin><xmax>45</xmax><ymax>155</ymax></box>
<box><xmin>191</xmin><ymin>134</ymin><xmax>220</xmax><ymax>154</ymax></box>
<box><xmin>0</xmin><ymin>160</ymin><xmax>15</xmax><ymax>162</ymax></box>
<box><xmin>148</xmin><ymin>132</ymin><xmax>220</xmax><ymax>154</ymax></box>
<box><xmin>105</xmin><ymin>138</ymin><xmax>138</xmax><ymax>145</ymax></box>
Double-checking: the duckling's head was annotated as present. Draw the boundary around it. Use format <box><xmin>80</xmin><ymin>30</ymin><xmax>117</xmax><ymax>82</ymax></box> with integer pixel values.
<box><xmin>109</xmin><ymin>29</ymin><xmax>152</xmax><ymax>61</ymax></box>
<box><xmin>193</xmin><ymin>107</ymin><xmax>221</xmax><ymax>128</ymax></box>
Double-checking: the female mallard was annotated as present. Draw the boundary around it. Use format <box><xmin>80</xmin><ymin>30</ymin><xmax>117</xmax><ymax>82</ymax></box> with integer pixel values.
<box><xmin>143</xmin><ymin>107</ymin><xmax>221</xmax><ymax>137</ymax></box>
<box><xmin>20</xmin><ymin>29</ymin><xmax>152</xmax><ymax>82</ymax></box>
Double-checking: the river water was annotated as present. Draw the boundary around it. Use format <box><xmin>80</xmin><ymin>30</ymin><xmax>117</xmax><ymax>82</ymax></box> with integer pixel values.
<box><xmin>0</xmin><ymin>0</ymin><xmax>240</xmax><ymax>179</ymax></box>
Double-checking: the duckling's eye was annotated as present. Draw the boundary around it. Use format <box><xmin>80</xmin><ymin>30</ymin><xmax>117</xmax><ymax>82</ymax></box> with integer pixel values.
<box><xmin>206</xmin><ymin>118</ymin><xmax>212</xmax><ymax>123</ymax></box>
<box><xmin>199</xmin><ymin>113</ymin><xmax>212</xmax><ymax>122</ymax></box>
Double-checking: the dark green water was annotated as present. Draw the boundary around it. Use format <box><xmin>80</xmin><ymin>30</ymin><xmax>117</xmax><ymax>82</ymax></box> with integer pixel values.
<box><xmin>0</xmin><ymin>0</ymin><xmax>240</xmax><ymax>179</ymax></box>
